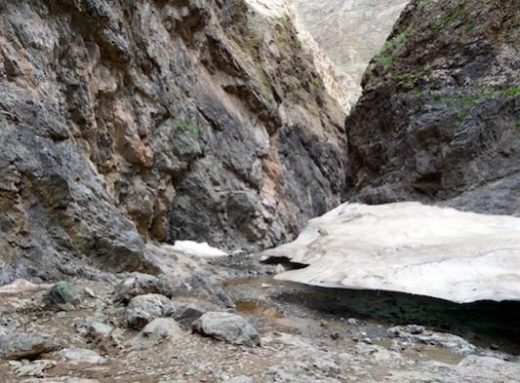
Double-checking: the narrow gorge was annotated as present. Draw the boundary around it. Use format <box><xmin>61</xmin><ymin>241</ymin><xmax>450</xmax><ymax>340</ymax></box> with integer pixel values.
<box><xmin>0</xmin><ymin>0</ymin><xmax>519</xmax><ymax>382</ymax></box>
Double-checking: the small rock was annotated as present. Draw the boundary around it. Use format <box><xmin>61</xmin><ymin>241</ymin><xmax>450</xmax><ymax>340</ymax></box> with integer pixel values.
<box><xmin>53</xmin><ymin>348</ymin><xmax>107</xmax><ymax>365</ymax></box>
<box><xmin>86</xmin><ymin>321</ymin><xmax>113</xmax><ymax>339</ymax></box>
<box><xmin>347</xmin><ymin>318</ymin><xmax>360</xmax><ymax>326</ymax></box>
<box><xmin>112</xmin><ymin>273</ymin><xmax>174</xmax><ymax>304</ymax></box>
<box><xmin>174</xmin><ymin>306</ymin><xmax>205</xmax><ymax>329</ymax></box>
<box><xmin>132</xmin><ymin>318</ymin><xmax>182</xmax><ymax>350</ymax></box>
<box><xmin>330</xmin><ymin>332</ymin><xmax>340</xmax><ymax>340</ymax></box>
<box><xmin>75</xmin><ymin>317</ymin><xmax>113</xmax><ymax>339</ymax></box>
<box><xmin>408</xmin><ymin>325</ymin><xmax>425</xmax><ymax>335</ymax></box>
<box><xmin>84</xmin><ymin>288</ymin><xmax>96</xmax><ymax>298</ymax></box>
<box><xmin>21</xmin><ymin>378</ymin><xmax>101</xmax><ymax>383</ymax></box>
<box><xmin>0</xmin><ymin>279</ymin><xmax>52</xmax><ymax>294</ymax></box>
<box><xmin>192</xmin><ymin>312</ymin><xmax>261</xmax><ymax>346</ymax></box>
<box><xmin>387</xmin><ymin>325</ymin><xmax>476</xmax><ymax>355</ymax></box>
<box><xmin>0</xmin><ymin>333</ymin><xmax>60</xmax><ymax>360</ymax></box>
<box><xmin>216</xmin><ymin>291</ymin><xmax>235</xmax><ymax>308</ymax></box>
<box><xmin>44</xmin><ymin>282</ymin><xmax>82</xmax><ymax>311</ymax></box>
<box><xmin>11</xmin><ymin>360</ymin><xmax>56</xmax><ymax>377</ymax></box>
<box><xmin>124</xmin><ymin>294</ymin><xmax>176</xmax><ymax>330</ymax></box>
<box><xmin>222</xmin><ymin>377</ymin><xmax>253</xmax><ymax>383</ymax></box>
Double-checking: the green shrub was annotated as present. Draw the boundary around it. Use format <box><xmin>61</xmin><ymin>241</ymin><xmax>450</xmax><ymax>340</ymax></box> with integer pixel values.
<box><xmin>177</xmin><ymin>119</ymin><xmax>200</xmax><ymax>138</ymax></box>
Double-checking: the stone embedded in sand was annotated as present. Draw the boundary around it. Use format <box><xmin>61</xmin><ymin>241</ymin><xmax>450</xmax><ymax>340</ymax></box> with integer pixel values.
<box><xmin>222</xmin><ymin>377</ymin><xmax>253</xmax><ymax>383</ymax></box>
<box><xmin>53</xmin><ymin>348</ymin><xmax>107</xmax><ymax>365</ymax></box>
<box><xmin>0</xmin><ymin>333</ymin><xmax>60</xmax><ymax>360</ymax></box>
<box><xmin>74</xmin><ymin>317</ymin><xmax>114</xmax><ymax>341</ymax></box>
<box><xmin>132</xmin><ymin>318</ymin><xmax>183</xmax><ymax>350</ymax></box>
<box><xmin>44</xmin><ymin>282</ymin><xmax>82</xmax><ymax>311</ymax></box>
<box><xmin>388</xmin><ymin>325</ymin><xmax>476</xmax><ymax>356</ymax></box>
<box><xmin>192</xmin><ymin>312</ymin><xmax>261</xmax><ymax>346</ymax></box>
<box><xmin>262</xmin><ymin>202</ymin><xmax>520</xmax><ymax>304</ymax></box>
<box><xmin>0</xmin><ymin>279</ymin><xmax>53</xmax><ymax>294</ymax></box>
<box><xmin>11</xmin><ymin>359</ymin><xmax>56</xmax><ymax>378</ymax></box>
<box><xmin>123</xmin><ymin>294</ymin><xmax>176</xmax><ymax>330</ymax></box>
<box><xmin>174</xmin><ymin>306</ymin><xmax>205</xmax><ymax>329</ymax></box>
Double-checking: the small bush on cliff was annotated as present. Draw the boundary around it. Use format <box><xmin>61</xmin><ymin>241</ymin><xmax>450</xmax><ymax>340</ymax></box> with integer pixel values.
<box><xmin>177</xmin><ymin>119</ymin><xmax>200</xmax><ymax>138</ymax></box>
<box><xmin>379</xmin><ymin>30</ymin><xmax>408</xmax><ymax>70</ymax></box>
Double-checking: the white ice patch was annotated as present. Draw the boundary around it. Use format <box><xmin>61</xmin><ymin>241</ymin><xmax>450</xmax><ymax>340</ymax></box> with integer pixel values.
<box><xmin>262</xmin><ymin>202</ymin><xmax>520</xmax><ymax>303</ymax></box>
<box><xmin>170</xmin><ymin>240</ymin><xmax>228</xmax><ymax>258</ymax></box>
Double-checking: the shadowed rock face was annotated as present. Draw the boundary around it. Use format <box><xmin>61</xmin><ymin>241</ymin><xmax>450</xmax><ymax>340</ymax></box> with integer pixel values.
<box><xmin>0</xmin><ymin>0</ymin><xmax>348</xmax><ymax>281</ymax></box>
<box><xmin>292</xmin><ymin>0</ymin><xmax>409</xmax><ymax>107</ymax></box>
<box><xmin>346</xmin><ymin>0</ymin><xmax>520</xmax><ymax>215</ymax></box>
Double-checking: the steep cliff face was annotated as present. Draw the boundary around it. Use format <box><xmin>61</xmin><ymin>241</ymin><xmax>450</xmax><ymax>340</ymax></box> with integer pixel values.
<box><xmin>0</xmin><ymin>0</ymin><xmax>347</xmax><ymax>281</ymax></box>
<box><xmin>292</xmin><ymin>0</ymin><xmax>409</xmax><ymax>108</ymax></box>
<box><xmin>347</xmin><ymin>0</ymin><xmax>520</xmax><ymax>215</ymax></box>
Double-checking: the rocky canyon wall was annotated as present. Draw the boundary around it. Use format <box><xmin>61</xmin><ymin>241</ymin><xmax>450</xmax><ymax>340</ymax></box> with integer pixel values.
<box><xmin>0</xmin><ymin>0</ymin><xmax>348</xmax><ymax>282</ymax></box>
<box><xmin>346</xmin><ymin>0</ymin><xmax>520</xmax><ymax>215</ymax></box>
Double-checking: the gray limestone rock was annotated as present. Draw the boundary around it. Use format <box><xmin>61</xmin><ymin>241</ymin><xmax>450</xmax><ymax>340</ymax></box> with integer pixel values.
<box><xmin>44</xmin><ymin>282</ymin><xmax>82</xmax><ymax>311</ymax></box>
<box><xmin>124</xmin><ymin>294</ymin><xmax>176</xmax><ymax>330</ymax></box>
<box><xmin>112</xmin><ymin>273</ymin><xmax>174</xmax><ymax>304</ymax></box>
<box><xmin>192</xmin><ymin>312</ymin><xmax>260</xmax><ymax>347</ymax></box>
<box><xmin>52</xmin><ymin>348</ymin><xmax>107</xmax><ymax>365</ymax></box>
<box><xmin>131</xmin><ymin>318</ymin><xmax>183</xmax><ymax>350</ymax></box>
<box><xmin>0</xmin><ymin>333</ymin><xmax>60</xmax><ymax>361</ymax></box>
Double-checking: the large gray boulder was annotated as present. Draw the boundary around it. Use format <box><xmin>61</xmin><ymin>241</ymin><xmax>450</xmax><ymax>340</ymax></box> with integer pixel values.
<box><xmin>112</xmin><ymin>273</ymin><xmax>174</xmax><ymax>304</ymax></box>
<box><xmin>52</xmin><ymin>348</ymin><xmax>107</xmax><ymax>365</ymax></box>
<box><xmin>44</xmin><ymin>282</ymin><xmax>82</xmax><ymax>311</ymax></box>
<box><xmin>192</xmin><ymin>312</ymin><xmax>261</xmax><ymax>346</ymax></box>
<box><xmin>123</xmin><ymin>294</ymin><xmax>176</xmax><ymax>330</ymax></box>
<box><xmin>0</xmin><ymin>333</ymin><xmax>59</xmax><ymax>360</ymax></box>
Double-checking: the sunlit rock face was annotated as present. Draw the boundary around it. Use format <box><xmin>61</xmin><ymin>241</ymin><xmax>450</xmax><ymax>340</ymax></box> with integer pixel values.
<box><xmin>292</xmin><ymin>0</ymin><xmax>408</xmax><ymax>108</ymax></box>
<box><xmin>263</xmin><ymin>202</ymin><xmax>520</xmax><ymax>303</ymax></box>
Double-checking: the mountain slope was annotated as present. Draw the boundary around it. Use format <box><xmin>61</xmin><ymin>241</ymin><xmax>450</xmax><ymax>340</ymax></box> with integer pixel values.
<box><xmin>292</xmin><ymin>0</ymin><xmax>409</xmax><ymax>107</ymax></box>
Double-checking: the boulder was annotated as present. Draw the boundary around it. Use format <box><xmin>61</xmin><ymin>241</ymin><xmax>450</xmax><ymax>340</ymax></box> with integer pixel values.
<box><xmin>0</xmin><ymin>333</ymin><xmax>59</xmax><ymax>360</ymax></box>
<box><xmin>112</xmin><ymin>273</ymin><xmax>174</xmax><ymax>304</ymax></box>
<box><xmin>131</xmin><ymin>318</ymin><xmax>183</xmax><ymax>350</ymax></box>
<box><xmin>53</xmin><ymin>348</ymin><xmax>107</xmax><ymax>365</ymax></box>
<box><xmin>124</xmin><ymin>294</ymin><xmax>176</xmax><ymax>330</ymax></box>
<box><xmin>11</xmin><ymin>360</ymin><xmax>56</xmax><ymax>378</ymax></box>
<box><xmin>44</xmin><ymin>282</ymin><xmax>82</xmax><ymax>311</ymax></box>
<box><xmin>192</xmin><ymin>312</ymin><xmax>260</xmax><ymax>346</ymax></box>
